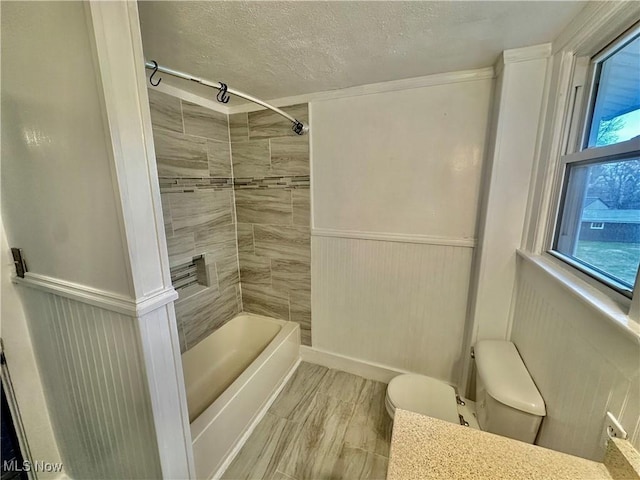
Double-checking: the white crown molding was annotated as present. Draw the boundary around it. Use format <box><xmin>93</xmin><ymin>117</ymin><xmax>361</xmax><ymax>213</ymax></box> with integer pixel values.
<box><xmin>150</xmin><ymin>66</ymin><xmax>495</xmax><ymax>115</ymax></box>
<box><xmin>503</xmin><ymin>43</ymin><xmax>552</xmax><ymax>64</ymax></box>
<box><xmin>227</xmin><ymin>66</ymin><xmax>495</xmax><ymax>114</ymax></box>
<box><xmin>14</xmin><ymin>272</ymin><xmax>178</xmax><ymax>317</ymax></box>
<box><xmin>553</xmin><ymin>2</ymin><xmax>640</xmax><ymax>56</ymax></box>
<box><xmin>312</xmin><ymin>228</ymin><xmax>476</xmax><ymax>248</ymax></box>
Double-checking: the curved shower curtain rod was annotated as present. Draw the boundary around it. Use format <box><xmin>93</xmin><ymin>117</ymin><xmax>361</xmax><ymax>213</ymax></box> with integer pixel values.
<box><xmin>144</xmin><ymin>60</ymin><xmax>309</xmax><ymax>136</ymax></box>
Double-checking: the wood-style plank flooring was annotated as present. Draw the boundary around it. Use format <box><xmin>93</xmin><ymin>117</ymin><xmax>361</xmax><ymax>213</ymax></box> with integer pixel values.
<box><xmin>222</xmin><ymin>362</ymin><xmax>391</xmax><ymax>480</ymax></box>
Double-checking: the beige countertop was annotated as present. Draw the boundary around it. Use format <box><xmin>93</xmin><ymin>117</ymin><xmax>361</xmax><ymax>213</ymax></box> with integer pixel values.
<box><xmin>387</xmin><ymin>409</ymin><xmax>621</xmax><ymax>480</ymax></box>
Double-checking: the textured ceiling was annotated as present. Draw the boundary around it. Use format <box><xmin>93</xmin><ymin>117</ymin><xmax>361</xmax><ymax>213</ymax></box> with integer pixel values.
<box><xmin>138</xmin><ymin>1</ymin><xmax>586</xmax><ymax>102</ymax></box>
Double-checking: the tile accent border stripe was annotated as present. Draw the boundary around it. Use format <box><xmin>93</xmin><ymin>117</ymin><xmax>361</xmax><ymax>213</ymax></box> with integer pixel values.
<box><xmin>14</xmin><ymin>273</ymin><xmax>178</xmax><ymax>317</ymax></box>
<box><xmin>234</xmin><ymin>176</ymin><xmax>310</xmax><ymax>189</ymax></box>
<box><xmin>312</xmin><ymin>228</ymin><xmax>477</xmax><ymax>248</ymax></box>
<box><xmin>159</xmin><ymin>177</ymin><xmax>233</xmax><ymax>192</ymax></box>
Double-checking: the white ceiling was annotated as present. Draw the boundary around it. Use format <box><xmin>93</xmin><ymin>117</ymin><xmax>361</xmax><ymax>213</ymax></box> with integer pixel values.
<box><xmin>138</xmin><ymin>1</ymin><xmax>586</xmax><ymax>102</ymax></box>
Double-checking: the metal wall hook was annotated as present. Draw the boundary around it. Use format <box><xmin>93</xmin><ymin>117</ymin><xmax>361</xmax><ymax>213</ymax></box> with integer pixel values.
<box><xmin>149</xmin><ymin>60</ymin><xmax>162</xmax><ymax>87</ymax></box>
<box><xmin>216</xmin><ymin>82</ymin><xmax>230</xmax><ymax>104</ymax></box>
<box><xmin>144</xmin><ymin>60</ymin><xmax>308</xmax><ymax>134</ymax></box>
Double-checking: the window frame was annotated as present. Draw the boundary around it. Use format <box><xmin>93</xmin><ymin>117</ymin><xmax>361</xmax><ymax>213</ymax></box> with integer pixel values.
<box><xmin>547</xmin><ymin>25</ymin><xmax>640</xmax><ymax>300</ymax></box>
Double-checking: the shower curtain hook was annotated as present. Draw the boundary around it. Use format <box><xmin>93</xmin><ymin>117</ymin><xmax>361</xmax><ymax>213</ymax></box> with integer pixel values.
<box><xmin>149</xmin><ymin>60</ymin><xmax>162</xmax><ymax>87</ymax></box>
<box><xmin>217</xmin><ymin>82</ymin><xmax>230</xmax><ymax>104</ymax></box>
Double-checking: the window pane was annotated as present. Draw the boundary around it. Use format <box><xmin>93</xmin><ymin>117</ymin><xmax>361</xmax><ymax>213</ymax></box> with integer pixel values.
<box><xmin>587</xmin><ymin>35</ymin><xmax>640</xmax><ymax>148</ymax></box>
<box><xmin>555</xmin><ymin>156</ymin><xmax>640</xmax><ymax>289</ymax></box>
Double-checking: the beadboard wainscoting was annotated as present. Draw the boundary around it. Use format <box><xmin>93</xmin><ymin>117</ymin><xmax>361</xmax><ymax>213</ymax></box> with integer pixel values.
<box><xmin>312</xmin><ymin>234</ymin><xmax>474</xmax><ymax>385</ymax></box>
<box><xmin>511</xmin><ymin>256</ymin><xmax>640</xmax><ymax>461</ymax></box>
<box><xmin>17</xmin><ymin>286</ymin><xmax>164</xmax><ymax>479</ymax></box>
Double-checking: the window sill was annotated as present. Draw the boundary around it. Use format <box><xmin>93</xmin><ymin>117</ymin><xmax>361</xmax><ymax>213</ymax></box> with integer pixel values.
<box><xmin>516</xmin><ymin>249</ymin><xmax>640</xmax><ymax>343</ymax></box>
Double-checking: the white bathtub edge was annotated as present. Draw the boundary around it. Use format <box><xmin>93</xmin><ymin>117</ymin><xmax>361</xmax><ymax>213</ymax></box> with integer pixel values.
<box><xmin>190</xmin><ymin>317</ymin><xmax>293</xmax><ymax>440</ymax></box>
<box><xmin>191</xmin><ymin>320</ymin><xmax>300</xmax><ymax>479</ymax></box>
<box><xmin>300</xmin><ymin>345</ymin><xmax>411</xmax><ymax>384</ymax></box>
<box><xmin>210</xmin><ymin>357</ymin><xmax>301</xmax><ymax>480</ymax></box>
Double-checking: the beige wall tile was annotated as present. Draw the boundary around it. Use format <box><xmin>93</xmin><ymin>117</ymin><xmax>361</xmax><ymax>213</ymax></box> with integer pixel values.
<box><xmin>237</xmin><ymin>223</ymin><xmax>255</xmax><ymax>254</ymax></box>
<box><xmin>249</xmin><ymin>104</ymin><xmax>309</xmax><ymax>139</ymax></box>
<box><xmin>216</xmin><ymin>255</ymin><xmax>240</xmax><ymax>291</ymax></box>
<box><xmin>148</xmin><ymin>89</ymin><xmax>183</xmax><ymax>133</ymax></box>
<box><xmin>177</xmin><ymin>285</ymin><xmax>239</xmax><ymax>350</ymax></box>
<box><xmin>207</xmin><ymin>140</ymin><xmax>232</xmax><ymax>177</ymax></box>
<box><xmin>271</xmin><ymin>259</ymin><xmax>310</xmax><ymax>292</ymax></box>
<box><xmin>292</xmin><ymin>189</ymin><xmax>310</xmax><ymax>227</ymax></box>
<box><xmin>195</xmin><ymin>223</ymin><xmax>237</xmax><ymax>260</ymax></box>
<box><xmin>231</xmin><ymin>139</ymin><xmax>270</xmax><ymax>177</ymax></box>
<box><xmin>242</xmin><ymin>284</ymin><xmax>290</xmax><ymax>320</ymax></box>
<box><xmin>166</xmin><ymin>232</ymin><xmax>196</xmax><ymax>267</ymax></box>
<box><xmin>290</xmin><ymin>290</ymin><xmax>311</xmax><ymax>346</ymax></box>
<box><xmin>160</xmin><ymin>193</ymin><xmax>173</xmax><ymax>236</ymax></box>
<box><xmin>270</xmin><ymin>137</ymin><xmax>310</xmax><ymax>175</ymax></box>
<box><xmin>229</xmin><ymin>112</ymin><xmax>249</xmax><ymax>143</ymax></box>
<box><xmin>153</xmin><ymin>129</ymin><xmax>208</xmax><ymax>177</ymax></box>
<box><xmin>254</xmin><ymin>225</ymin><xmax>310</xmax><ymax>261</ymax></box>
<box><xmin>235</xmin><ymin>189</ymin><xmax>293</xmax><ymax>225</ymax></box>
<box><xmin>169</xmin><ymin>190</ymin><xmax>233</xmax><ymax>234</ymax></box>
<box><xmin>239</xmin><ymin>252</ymin><xmax>271</xmax><ymax>286</ymax></box>
<box><xmin>182</xmin><ymin>100</ymin><xmax>228</xmax><ymax>141</ymax></box>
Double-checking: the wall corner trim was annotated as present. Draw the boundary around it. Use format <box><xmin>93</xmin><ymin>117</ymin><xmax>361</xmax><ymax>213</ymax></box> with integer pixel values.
<box><xmin>14</xmin><ymin>273</ymin><xmax>178</xmax><ymax>317</ymax></box>
<box><xmin>312</xmin><ymin>228</ymin><xmax>477</xmax><ymax>248</ymax></box>
<box><xmin>503</xmin><ymin>43</ymin><xmax>552</xmax><ymax>64</ymax></box>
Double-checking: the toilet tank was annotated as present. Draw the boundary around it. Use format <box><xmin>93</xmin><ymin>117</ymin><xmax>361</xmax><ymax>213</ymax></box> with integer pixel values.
<box><xmin>474</xmin><ymin>340</ymin><xmax>546</xmax><ymax>444</ymax></box>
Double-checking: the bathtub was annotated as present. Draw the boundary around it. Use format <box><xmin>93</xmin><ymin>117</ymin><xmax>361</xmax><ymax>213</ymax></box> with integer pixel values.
<box><xmin>182</xmin><ymin>313</ymin><xmax>300</xmax><ymax>479</ymax></box>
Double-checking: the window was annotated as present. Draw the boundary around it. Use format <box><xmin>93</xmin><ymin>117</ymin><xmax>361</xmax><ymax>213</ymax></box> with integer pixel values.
<box><xmin>552</xmin><ymin>29</ymin><xmax>640</xmax><ymax>295</ymax></box>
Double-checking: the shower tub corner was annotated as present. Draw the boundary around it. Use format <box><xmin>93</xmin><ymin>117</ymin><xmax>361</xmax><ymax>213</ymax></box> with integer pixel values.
<box><xmin>182</xmin><ymin>313</ymin><xmax>300</xmax><ymax>479</ymax></box>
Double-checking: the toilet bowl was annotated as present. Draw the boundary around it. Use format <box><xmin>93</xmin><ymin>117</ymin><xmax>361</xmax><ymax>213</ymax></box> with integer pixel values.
<box><xmin>385</xmin><ymin>340</ymin><xmax>546</xmax><ymax>444</ymax></box>
<box><xmin>385</xmin><ymin>374</ymin><xmax>460</xmax><ymax>424</ymax></box>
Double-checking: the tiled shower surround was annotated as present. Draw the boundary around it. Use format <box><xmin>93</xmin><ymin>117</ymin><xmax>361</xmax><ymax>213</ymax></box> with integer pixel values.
<box><xmin>148</xmin><ymin>89</ymin><xmax>311</xmax><ymax>351</ymax></box>
<box><xmin>230</xmin><ymin>105</ymin><xmax>311</xmax><ymax>346</ymax></box>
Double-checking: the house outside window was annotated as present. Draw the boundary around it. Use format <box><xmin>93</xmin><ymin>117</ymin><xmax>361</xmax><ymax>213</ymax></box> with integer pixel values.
<box><xmin>551</xmin><ymin>28</ymin><xmax>640</xmax><ymax>295</ymax></box>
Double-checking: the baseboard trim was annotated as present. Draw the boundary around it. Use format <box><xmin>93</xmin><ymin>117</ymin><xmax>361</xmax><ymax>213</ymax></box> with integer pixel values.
<box><xmin>210</xmin><ymin>358</ymin><xmax>301</xmax><ymax>480</ymax></box>
<box><xmin>300</xmin><ymin>346</ymin><xmax>412</xmax><ymax>383</ymax></box>
<box><xmin>14</xmin><ymin>273</ymin><xmax>177</xmax><ymax>317</ymax></box>
<box><xmin>312</xmin><ymin>228</ymin><xmax>476</xmax><ymax>248</ymax></box>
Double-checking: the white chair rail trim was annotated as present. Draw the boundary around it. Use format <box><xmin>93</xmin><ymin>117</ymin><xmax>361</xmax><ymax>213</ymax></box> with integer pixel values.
<box><xmin>13</xmin><ymin>272</ymin><xmax>178</xmax><ymax>317</ymax></box>
<box><xmin>312</xmin><ymin>228</ymin><xmax>477</xmax><ymax>248</ymax></box>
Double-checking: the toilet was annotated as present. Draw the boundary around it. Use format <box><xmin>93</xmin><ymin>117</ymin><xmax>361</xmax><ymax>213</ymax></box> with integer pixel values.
<box><xmin>385</xmin><ymin>340</ymin><xmax>546</xmax><ymax>444</ymax></box>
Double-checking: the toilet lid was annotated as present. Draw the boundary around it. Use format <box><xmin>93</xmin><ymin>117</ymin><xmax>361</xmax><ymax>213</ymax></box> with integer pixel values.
<box><xmin>387</xmin><ymin>374</ymin><xmax>460</xmax><ymax>424</ymax></box>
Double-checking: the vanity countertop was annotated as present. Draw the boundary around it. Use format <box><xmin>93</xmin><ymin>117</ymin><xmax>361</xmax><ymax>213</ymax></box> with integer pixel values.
<box><xmin>387</xmin><ymin>409</ymin><xmax>627</xmax><ymax>480</ymax></box>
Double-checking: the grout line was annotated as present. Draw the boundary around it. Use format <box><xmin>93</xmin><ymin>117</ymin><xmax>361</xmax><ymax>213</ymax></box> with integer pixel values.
<box><xmin>179</xmin><ymin>99</ymin><xmax>186</xmax><ymax>134</ymax></box>
<box><xmin>228</xmin><ymin>110</ymin><xmax>244</xmax><ymax>313</ymax></box>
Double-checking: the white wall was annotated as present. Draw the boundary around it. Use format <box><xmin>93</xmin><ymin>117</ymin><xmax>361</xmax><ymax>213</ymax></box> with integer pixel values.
<box><xmin>459</xmin><ymin>46</ymin><xmax>550</xmax><ymax>394</ymax></box>
<box><xmin>0</xmin><ymin>223</ymin><xmax>62</xmax><ymax>477</ymax></box>
<box><xmin>312</xmin><ymin>79</ymin><xmax>490</xmax><ymax>240</ymax></box>
<box><xmin>512</xmin><ymin>255</ymin><xmax>640</xmax><ymax>460</ymax></box>
<box><xmin>1</xmin><ymin>1</ymin><xmax>132</xmax><ymax>296</ymax></box>
<box><xmin>311</xmin><ymin>76</ymin><xmax>492</xmax><ymax>384</ymax></box>
<box><xmin>508</xmin><ymin>3</ymin><xmax>640</xmax><ymax>462</ymax></box>
<box><xmin>1</xmin><ymin>2</ymin><xmax>194</xmax><ymax>477</ymax></box>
